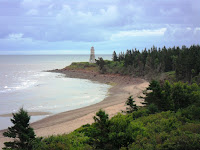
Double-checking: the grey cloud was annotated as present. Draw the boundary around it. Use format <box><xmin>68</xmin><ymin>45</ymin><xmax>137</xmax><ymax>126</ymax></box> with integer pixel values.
<box><xmin>164</xmin><ymin>26</ymin><xmax>200</xmax><ymax>44</ymax></box>
<box><xmin>0</xmin><ymin>0</ymin><xmax>199</xmax><ymax>49</ymax></box>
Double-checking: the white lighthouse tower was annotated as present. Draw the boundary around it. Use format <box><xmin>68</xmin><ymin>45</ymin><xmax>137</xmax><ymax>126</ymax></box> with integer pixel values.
<box><xmin>89</xmin><ymin>46</ymin><xmax>95</xmax><ymax>63</ymax></box>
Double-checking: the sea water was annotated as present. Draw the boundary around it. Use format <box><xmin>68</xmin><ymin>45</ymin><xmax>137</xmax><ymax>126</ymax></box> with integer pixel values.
<box><xmin>0</xmin><ymin>55</ymin><xmax>111</xmax><ymax>130</ymax></box>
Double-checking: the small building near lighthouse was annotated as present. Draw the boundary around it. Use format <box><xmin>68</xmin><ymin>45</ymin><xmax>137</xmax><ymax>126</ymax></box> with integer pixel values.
<box><xmin>89</xmin><ymin>46</ymin><xmax>95</xmax><ymax>63</ymax></box>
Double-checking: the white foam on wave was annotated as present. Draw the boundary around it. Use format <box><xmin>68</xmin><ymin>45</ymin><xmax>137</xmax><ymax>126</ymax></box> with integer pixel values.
<box><xmin>1</xmin><ymin>78</ymin><xmax>38</xmax><ymax>94</ymax></box>
<box><xmin>33</xmin><ymin>72</ymin><xmax>50</xmax><ymax>77</ymax></box>
<box><xmin>0</xmin><ymin>71</ymin><xmax>50</xmax><ymax>93</ymax></box>
<box><xmin>28</xmin><ymin>104</ymin><xmax>62</xmax><ymax>111</ymax></box>
<box><xmin>14</xmin><ymin>80</ymin><xmax>37</xmax><ymax>90</ymax></box>
<box><xmin>0</xmin><ymin>81</ymin><xmax>37</xmax><ymax>93</ymax></box>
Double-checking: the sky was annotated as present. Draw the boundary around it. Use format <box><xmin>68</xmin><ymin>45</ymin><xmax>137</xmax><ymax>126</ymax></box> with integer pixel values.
<box><xmin>0</xmin><ymin>0</ymin><xmax>200</xmax><ymax>54</ymax></box>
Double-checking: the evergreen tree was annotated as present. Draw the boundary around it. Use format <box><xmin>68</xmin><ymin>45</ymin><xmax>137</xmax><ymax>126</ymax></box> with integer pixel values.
<box><xmin>92</xmin><ymin>109</ymin><xmax>110</xmax><ymax>149</ymax></box>
<box><xmin>96</xmin><ymin>45</ymin><xmax>199</xmax><ymax>82</ymax></box>
<box><xmin>125</xmin><ymin>96</ymin><xmax>138</xmax><ymax>113</ymax></box>
<box><xmin>144</xmin><ymin>80</ymin><xmax>200</xmax><ymax>111</ymax></box>
<box><xmin>112</xmin><ymin>51</ymin><xmax>118</xmax><ymax>61</ymax></box>
<box><xmin>3</xmin><ymin>108</ymin><xmax>36</xmax><ymax>150</ymax></box>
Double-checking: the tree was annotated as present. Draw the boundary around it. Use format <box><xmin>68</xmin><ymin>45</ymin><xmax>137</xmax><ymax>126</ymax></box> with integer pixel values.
<box><xmin>95</xmin><ymin>57</ymin><xmax>106</xmax><ymax>73</ymax></box>
<box><xmin>125</xmin><ymin>96</ymin><xmax>138</xmax><ymax>113</ymax></box>
<box><xmin>92</xmin><ymin>109</ymin><xmax>110</xmax><ymax>149</ymax></box>
<box><xmin>3</xmin><ymin>108</ymin><xmax>36</xmax><ymax>150</ymax></box>
<box><xmin>112</xmin><ymin>51</ymin><xmax>118</xmax><ymax>61</ymax></box>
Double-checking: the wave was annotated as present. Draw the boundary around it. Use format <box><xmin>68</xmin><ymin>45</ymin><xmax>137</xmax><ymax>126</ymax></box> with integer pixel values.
<box><xmin>0</xmin><ymin>80</ymin><xmax>37</xmax><ymax>93</ymax></box>
<box><xmin>26</xmin><ymin>97</ymin><xmax>104</xmax><ymax>113</ymax></box>
<box><xmin>0</xmin><ymin>72</ymin><xmax>50</xmax><ymax>93</ymax></box>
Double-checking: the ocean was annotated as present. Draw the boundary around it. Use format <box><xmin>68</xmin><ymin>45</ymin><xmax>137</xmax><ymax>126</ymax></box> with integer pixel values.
<box><xmin>0</xmin><ymin>55</ymin><xmax>111</xmax><ymax>130</ymax></box>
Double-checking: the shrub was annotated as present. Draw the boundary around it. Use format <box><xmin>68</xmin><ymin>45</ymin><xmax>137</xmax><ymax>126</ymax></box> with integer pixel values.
<box><xmin>162</xmin><ymin>132</ymin><xmax>200</xmax><ymax>150</ymax></box>
<box><xmin>109</xmin><ymin>113</ymin><xmax>130</xmax><ymax>148</ymax></box>
<box><xmin>148</xmin><ymin>103</ymin><xmax>159</xmax><ymax>114</ymax></box>
<box><xmin>33</xmin><ymin>133</ymin><xmax>92</xmax><ymax>150</ymax></box>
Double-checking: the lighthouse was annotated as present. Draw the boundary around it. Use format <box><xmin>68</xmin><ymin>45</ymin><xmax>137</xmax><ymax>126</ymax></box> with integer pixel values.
<box><xmin>89</xmin><ymin>46</ymin><xmax>95</xmax><ymax>63</ymax></box>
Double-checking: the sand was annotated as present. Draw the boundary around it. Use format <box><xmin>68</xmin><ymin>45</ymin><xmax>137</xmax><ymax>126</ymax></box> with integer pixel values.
<box><xmin>0</xmin><ymin>69</ymin><xmax>149</xmax><ymax>148</ymax></box>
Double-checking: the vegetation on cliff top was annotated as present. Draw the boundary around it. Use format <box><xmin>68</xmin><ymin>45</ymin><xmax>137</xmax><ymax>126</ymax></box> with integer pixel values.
<box><xmin>64</xmin><ymin>62</ymin><xmax>98</xmax><ymax>72</ymax></box>
<box><xmin>97</xmin><ymin>45</ymin><xmax>200</xmax><ymax>83</ymax></box>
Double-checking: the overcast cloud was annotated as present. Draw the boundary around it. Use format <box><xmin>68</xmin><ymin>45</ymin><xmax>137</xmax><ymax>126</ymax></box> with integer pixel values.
<box><xmin>0</xmin><ymin>0</ymin><xmax>199</xmax><ymax>54</ymax></box>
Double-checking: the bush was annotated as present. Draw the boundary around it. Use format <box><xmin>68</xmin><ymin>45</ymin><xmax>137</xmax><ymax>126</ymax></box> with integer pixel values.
<box><xmin>148</xmin><ymin>103</ymin><xmax>159</xmax><ymax>114</ymax></box>
<box><xmin>109</xmin><ymin>113</ymin><xmax>130</xmax><ymax>148</ymax></box>
<box><xmin>179</xmin><ymin>105</ymin><xmax>200</xmax><ymax>121</ymax></box>
<box><xmin>132</xmin><ymin>108</ymin><xmax>149</xmax><ymax>119</ymax></box>
<box><xmin>162</xmin><ymin>132</ymin><xmax>200</xmax><ymax>150</ymax></box>
<box><xmin>33</xmin><ymin>133</ymin><xmax>92</xmax><ymax>150</ymax></box>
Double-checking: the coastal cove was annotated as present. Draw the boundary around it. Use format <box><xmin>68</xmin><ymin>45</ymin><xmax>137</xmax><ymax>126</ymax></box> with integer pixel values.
<box><xmin>0</xmin><ymin>67</ymin><xmax>149</xmax><ymax>148</ymax></box>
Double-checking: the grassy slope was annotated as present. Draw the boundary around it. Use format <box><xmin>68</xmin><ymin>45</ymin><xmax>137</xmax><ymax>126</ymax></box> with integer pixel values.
<box><xmin>63</xmin><ymin>62</ymin><xmax>98</xmax><ymax>72</ymax></box>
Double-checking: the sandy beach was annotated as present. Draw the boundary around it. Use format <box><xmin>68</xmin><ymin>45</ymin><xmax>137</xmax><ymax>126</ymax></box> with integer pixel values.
<box><xmin>0</xmin><ymin>68</ymin><xmax>149</xmax><ymax>148</ymax></box>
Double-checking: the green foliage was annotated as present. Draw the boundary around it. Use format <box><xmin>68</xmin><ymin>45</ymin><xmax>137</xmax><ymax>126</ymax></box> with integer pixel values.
<box><xmin>91</xmin><ymin>109</ymin><xmax>110</xmax><ymax>149</ymax></box>
<box><xmin>77</xmin><ymin>108</ymin><xmax>200</xmax><ymax>150</ymax></box>
<box><xmin>32</xmin><ymin>101</ymin><xmax>200</xmax><ymax>150</ymax></box>
<box><xmin>97</xmin><ymin>45</ymin><xmax>200</xmax><ymax>83</ymax></box>
<box><xmin>144</xmin><ymin>80</ymin><xmax>200</xmax><ymax>111</ymax></box>
<box><xmin>112</xmin><ymin>51</ymin><xmax>118</xmax><ymax>61</ymax></box>
<box><xmin>161</xmin><ymin>132</ymin><xmax>200</xmax><ymax>150</ymax></box>
<box><xmin>104</xmin><ymin>60</ymin><xmax>124</xmax><ymax>74</ymax></box>
<box><xmin>3</xmin><ymin>108</ymin><xmax>36</xmax><ymax>150</ymax></box>
<box><xmin>148</xmin><ymin>103</ymin><xmax>159</xmax><ymax>114</ymax></box>
<box><xmin>128</xmin><ymin>110</ymin><xmax>200</xmax><ymax>150</ymax></box>
<box><xmin>126</xmin><ymin>121</ymin><xmax>147</xmax><ymax>143</ymax></box>
<box><xmin>109</xmin><ymin>113</ymin><xmax>131</xmax><ymax>148</ymax></box>
<box><xmin>93</xmin><ymin>109</ymin><xmax>109</xmax><ymax>126</ymax></box>
<box><xmin>132</xmin><ymin>108</ymin><xmax>150</xmax><ymax>119</ymax></box>
<box><xmin>95</xmin><ymin>57</ymin><xmax>106</xmax><ymax>73</ymax></box>
<box><xmin>176</xmin><ymin>45</ymin><xmax>200</xmax><ymax>82</ymax></box>
<box><xmin>125</xmin><ymin>96</ymin><xmax>138</xmax><ymax>113</ymax></box>
<box><xmin>67</xmin><ymin>62</ymin><xmax>98</xmax><ymax>71</ymax></box>
<box><xmin>33</xmin><ymin>132</ymin><xmax>92</xmax><ymax>150</ymax></box>
<box><xmin>179</xmin><ymin>105</ymin><xmax>200</xmax><ymax>121</ymax></box>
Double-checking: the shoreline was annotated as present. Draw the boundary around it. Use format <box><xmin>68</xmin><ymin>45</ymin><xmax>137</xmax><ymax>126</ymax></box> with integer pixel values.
<box><xmin>0</xmin><ymin>68</ymin><xmax>149</xmax><ymax>148</ymax></box>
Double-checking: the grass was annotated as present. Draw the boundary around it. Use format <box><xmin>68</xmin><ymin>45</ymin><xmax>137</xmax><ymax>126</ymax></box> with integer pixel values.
<box><xmin>65</xmin><ymin>62</ymin><xmax>98</xmax><ymax>72</ymax></box>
